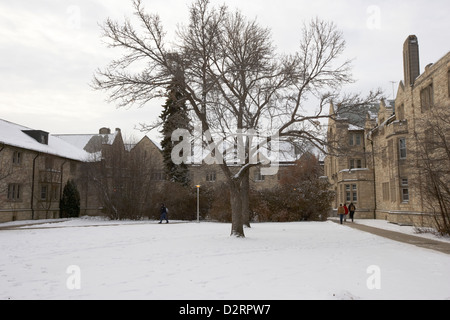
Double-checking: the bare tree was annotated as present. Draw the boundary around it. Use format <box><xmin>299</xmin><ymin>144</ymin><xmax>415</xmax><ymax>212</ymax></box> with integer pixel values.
<box><xmin>93</xmin><ymin>0</ymin><xmax>381</xmax><ymax>236</ymax></box>
<box><xmin>413</xmin><ymin>106</ymin><xmax>450</xmax><ymax>235</ymax></box>
<box><xmin>84</xmin><ymin>136</ymin><xmax>161</xmax><ymax>220</ymax></box>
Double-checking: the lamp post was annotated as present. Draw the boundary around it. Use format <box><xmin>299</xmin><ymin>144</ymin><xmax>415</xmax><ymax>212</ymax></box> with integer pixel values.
<box><xmin>196</xmin><ymin>185</ymin><xmax>200</xmax><ymax>223</ymax></box>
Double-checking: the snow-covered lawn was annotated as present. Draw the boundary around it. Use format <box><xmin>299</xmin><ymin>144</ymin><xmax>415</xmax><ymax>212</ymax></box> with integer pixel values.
<box><xmin>1</xmin><ymin>218</ymin><xmax>449</xmax><ymax>300</ymax></box>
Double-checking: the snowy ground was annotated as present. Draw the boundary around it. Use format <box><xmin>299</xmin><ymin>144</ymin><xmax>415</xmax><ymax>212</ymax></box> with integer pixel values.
<box><xmin>1</xmin><ymin>217</ymin><xmax>450</xmax><ymax>300</ymax></box>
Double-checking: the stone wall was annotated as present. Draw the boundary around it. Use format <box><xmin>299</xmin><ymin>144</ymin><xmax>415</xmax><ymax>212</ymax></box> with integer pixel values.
<box><xmin>0</xmin><ymin>146</ymin><xmax>83</xmax><ymax>222</ymax></box>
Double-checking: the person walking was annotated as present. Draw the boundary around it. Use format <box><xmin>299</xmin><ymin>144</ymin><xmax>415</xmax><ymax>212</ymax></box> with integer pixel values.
<box><xmin>338</xmin><ymin>204</ymin><xmax>345</xmax><ymax>224</ymax></box>
<box><xmin>159</xmin><ymin>203</ymin><xmax>169</xmax><ymax>224</ymax></box>
<box><xmin>343</xmin><ymin>203</ymin><xmax>349</xmax><ymax>222</ymax></box>
<box><xmin>348</xmin><ymin>202</ymin><xmax>356</xmax><ymax>222</ymax></box>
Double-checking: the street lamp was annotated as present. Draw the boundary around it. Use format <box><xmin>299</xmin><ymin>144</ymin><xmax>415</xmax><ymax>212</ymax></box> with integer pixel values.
<box><xmin>196</xmin><ymin>185</ymin><xmax>200</xmax><ymax>223</ymax></box>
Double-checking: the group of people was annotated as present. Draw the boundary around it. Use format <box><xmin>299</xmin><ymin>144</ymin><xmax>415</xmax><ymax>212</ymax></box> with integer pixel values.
<box><xmin>337</xmin><ymin>202</ymin><xmax>356</xmax><ymax>224</ymax></box>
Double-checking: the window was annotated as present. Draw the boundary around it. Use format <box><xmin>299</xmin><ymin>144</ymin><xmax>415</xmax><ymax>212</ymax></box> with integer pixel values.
<box><xmin>345</xmin><ymin>184</ymin><xmax>357</xmax><ymax>202</ymax></box>
<box><xmin>346</xmin><ymin>184</ymin><xmax>351</xmax><ymax>202</ymax></box>
<box><xmin>254</xmin><ymin>169</ymin><xmax>265</xmax><ymax>182</ymax></box>
<box><xmin>349</xmin><ymin>159</ymin><xmax>362</xmax><ymax>169</ymax></box>
<box><xmin>402</xmin><ymin>189</ymin><xmax>410</xmax><ymax>202</ymax></box>
<box><xmin>401</xmin><ymin>178</ymin><xmax>409</xmax><ymax>203</ymax></box>
<box><xmin>355</xmin><ymin>134</ymin><xmax>361</xmax><ymax>146</ymax></box>
<box><xmin>12</xmin><ymin>151</ymin><xmax>22</xmax><ymax>165</ymax></box>
<box><xmin>8</xmin><ymin>184</ymin><xmax>21</xmax><ymax>201</ymax></box>
<box><xmin>348</xmin><ymin>133</ymin><xmax>362</xmax><ymax>146</ymax></box>
<box><xmin>420</xmin><ymin>84</ymin><xmax>434</xmax><ymax>112</ymax></box>
<box><xmin>40</xmin><ymin>185</ymin><xmax>48</xmax><ymax>200</ymax></box>
<box><xmin>39</xmin><ymin>185</ymin><xmax>59</xmax><ymax>201</ymax></box>
<box><xmin>206</xmin><ymin>171</ymin><xmax>216</xmax><ymax>182</ymax></box>
<box><xmin>399</xmin><ymin>138</ymin><xmax>407</xmax><ymax>159</ymax></box>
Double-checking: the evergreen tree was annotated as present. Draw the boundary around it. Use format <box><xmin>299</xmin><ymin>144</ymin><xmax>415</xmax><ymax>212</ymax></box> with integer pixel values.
<box><xmin>60</xmin><ymin>179</ymin><xmax>81</xmax><ymax>218</ymax></box>
<box><xmin>160</xmin><ymin>78</ymin><xmax>191</xmax><ymax>186</ymax></box>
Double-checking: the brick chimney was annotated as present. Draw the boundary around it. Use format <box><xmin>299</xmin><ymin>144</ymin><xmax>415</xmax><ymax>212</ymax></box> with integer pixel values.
<box><xmin>99</xmin><ymin>127</ymin><xmax>111</xmax><ymax>134</ymax></box>
<box><xmin>403</xmin><ymin>35</ymin><xmax>420</xmax><ymax>87</ymax></box>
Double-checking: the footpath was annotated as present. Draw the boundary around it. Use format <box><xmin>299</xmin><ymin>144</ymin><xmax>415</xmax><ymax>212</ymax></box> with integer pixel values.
<box><xmin>333</xmin><ymin>219</ymin><xmax>450</xmax><ymax>255</ymax></box>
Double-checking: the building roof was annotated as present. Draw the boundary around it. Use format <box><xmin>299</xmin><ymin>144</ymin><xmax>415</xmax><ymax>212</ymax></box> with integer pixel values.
<box><xmin>55</xmin><ymin>130</ymin><xmax>120</xmax><ymax>154</ymax></box>
<box><xmin>336</xmin><ymin>103</ymin><xmax>381</xmax><ymax>127</ymax></box>
<box><xmin>0</xmin><ymin>119</ymin><xmax>90</xmax><ymax>161</ymax></box>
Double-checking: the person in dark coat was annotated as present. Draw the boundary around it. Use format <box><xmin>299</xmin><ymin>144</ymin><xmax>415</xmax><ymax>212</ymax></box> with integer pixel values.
<box><xmin>348</xmin><ymin>202</ymin><xmax>356</xmax><ymax>222</ymax></box>
<box><xmin>159</xmin><ymin>203</ymin><xmax>169</xmax><ymax>224</ymax></box>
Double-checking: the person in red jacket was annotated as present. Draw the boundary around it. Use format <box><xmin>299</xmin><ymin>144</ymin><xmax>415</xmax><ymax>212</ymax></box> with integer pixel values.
<box><xmin>343</xmin><ymin>203</ymin><xmax>349</xmax><ymax>222</ymax></box>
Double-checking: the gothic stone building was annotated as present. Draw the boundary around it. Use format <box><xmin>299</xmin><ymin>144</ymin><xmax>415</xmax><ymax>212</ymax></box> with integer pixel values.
<box><xmin>325</xmin><ymin>35</ymin><xmax>450</xmax><ymax>227</ymax></box>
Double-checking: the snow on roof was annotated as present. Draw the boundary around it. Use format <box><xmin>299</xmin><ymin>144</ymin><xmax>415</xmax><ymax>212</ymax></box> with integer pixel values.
<box><xmin>348</xmin><ymin>124</ymin><xmax>364</xmax><ymax>131</ymax></box>
<box><xmin>0</xmin><ymin>119</ymin><xmax>90</xmax><ymax>161</ymax></box>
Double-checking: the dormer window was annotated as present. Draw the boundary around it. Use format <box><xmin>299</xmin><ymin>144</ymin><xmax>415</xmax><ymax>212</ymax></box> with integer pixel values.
<box><xmin>22</xmin><ymin>130</ymin><xmax>49</xmax><ymax>145</ymax></box>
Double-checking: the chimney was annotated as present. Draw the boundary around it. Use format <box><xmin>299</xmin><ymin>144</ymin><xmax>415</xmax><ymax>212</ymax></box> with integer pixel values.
<box><xmin>99</xmin><ymin>127</ymin><xmax>111</xmax><ymax>134</ymax></box>
<box><xmin>403</xmin><ymin>35</ymin><xmax>420</xmax><ymax>86</ymax></box>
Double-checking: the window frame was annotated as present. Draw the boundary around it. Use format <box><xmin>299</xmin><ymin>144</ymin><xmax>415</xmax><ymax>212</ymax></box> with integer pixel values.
<box><xmin>401</xmin><ymin>178</ymin><xmax>409</xmax><ymax>203</ymax></box>
<box><xmin>7</xmin><ymin>184</ymin><xmax>22</xmax><ymax>201</ymax></box>
<box><xmin>12</xmin><ymin>151</ymin><xmax>22</xmax><ymax>165</ymax></box>
<box><xmin>206</xmin><ymin>171</ymin><xmax>216</xmax><ymax>182</ymax></box>
<box><xmin>399</xmin><ymin>138</ymin><xmax>407</xmax><ymax>160</ymax></box>
<box><xmin>420</xmin><ymin>83</ymin><xmax>434</xmax><ymax>112</ymax></box>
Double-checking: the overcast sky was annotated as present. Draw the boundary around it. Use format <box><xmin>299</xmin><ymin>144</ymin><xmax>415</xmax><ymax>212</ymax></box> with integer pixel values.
<box><xmin>0</xmin><ymin>0</ymin><xmax>449</xmax><ymax>142</ymax></box>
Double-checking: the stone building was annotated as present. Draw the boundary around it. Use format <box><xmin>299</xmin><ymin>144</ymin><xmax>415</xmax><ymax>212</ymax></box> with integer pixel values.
<box><xmin>325</xmin><ymin>35</ymin><xmax>450</xmax><ymax>226</ymax></box>
<box><xmin>0</xmin><ymin>119</ymin><xmax>90</xmax><ymax>222</ymax></box>
<box><xmin>0</xmin><ymin>117</ymin><xmax>306</xmax><ymax>223</ymax></box>
<box><xmin>324</xmin><ymin>100</ymin><xmax>380</xmax><ymax>219</ymax></box>
<box><xmin>187</xmin><ymin>141</ymin><xmax>304</xmax><ymax>191</ymax></box>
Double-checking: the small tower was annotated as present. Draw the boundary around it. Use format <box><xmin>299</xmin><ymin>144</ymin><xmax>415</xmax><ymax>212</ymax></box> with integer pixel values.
<box><xmin>403</xmin><ymin>35</ymin><xmax>420</xmax><ymax>87</ymax></box>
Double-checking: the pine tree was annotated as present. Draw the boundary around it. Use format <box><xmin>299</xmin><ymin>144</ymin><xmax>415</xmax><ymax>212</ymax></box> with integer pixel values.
<box><xmin>160</xmin><ymin>78</ymin><xmax>191</xmax><ymax>186</ymax></box>
<box><xmin>60</xmin><ymin>179</ymin><xmax>81</xmax><ymax>218</ymax></box>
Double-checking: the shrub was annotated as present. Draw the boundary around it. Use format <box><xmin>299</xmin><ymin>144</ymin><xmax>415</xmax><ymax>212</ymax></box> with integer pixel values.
<box><xmin>60</xmin><ymin>179</ymin><xmax>81</xmax><ymax>218</ymax></box>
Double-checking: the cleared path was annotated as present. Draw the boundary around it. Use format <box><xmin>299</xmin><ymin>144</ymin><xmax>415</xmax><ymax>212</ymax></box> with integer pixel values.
<box><xmin>336</xmin><ymin>220</ymin><xmax>450</xmax><ymax>255</ymax></box>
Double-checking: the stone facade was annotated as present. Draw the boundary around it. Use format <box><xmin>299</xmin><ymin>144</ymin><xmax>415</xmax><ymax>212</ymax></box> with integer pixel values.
<box><xmin>325</xmin><ymin>35</ymin><xmax>450</xmax><ymax>227</ymax></box>
<box><xmin>324</xmin><ymin>102</ymin><xmax>378</xmax><ymax>219</ymax></box>
<box><xmin>188</xmin><ymin>163</ymin><xmax>293</xmax><ymax>191</ymax></box>
<box><xmin>0</xmin><ymin>122</ymin><xmax>86</xmax><ymax>223</ymax></box>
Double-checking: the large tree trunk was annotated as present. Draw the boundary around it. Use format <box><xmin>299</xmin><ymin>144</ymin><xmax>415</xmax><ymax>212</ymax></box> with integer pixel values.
<box><xmin>242</xmin><ymin>170</ymin><xmax>251</xmax><ymax>228</ymax></box>
<box><xmin>230</xmin><ymin>181</ymin><xmax>245</xmax><ymax>237</ymax></box>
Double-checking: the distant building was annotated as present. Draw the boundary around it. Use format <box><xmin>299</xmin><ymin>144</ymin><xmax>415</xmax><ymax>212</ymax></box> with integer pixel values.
<box><xmin>1</xmin><ymin>119</ymin><xmax>311</xmax><ymax>222</ymax></box>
